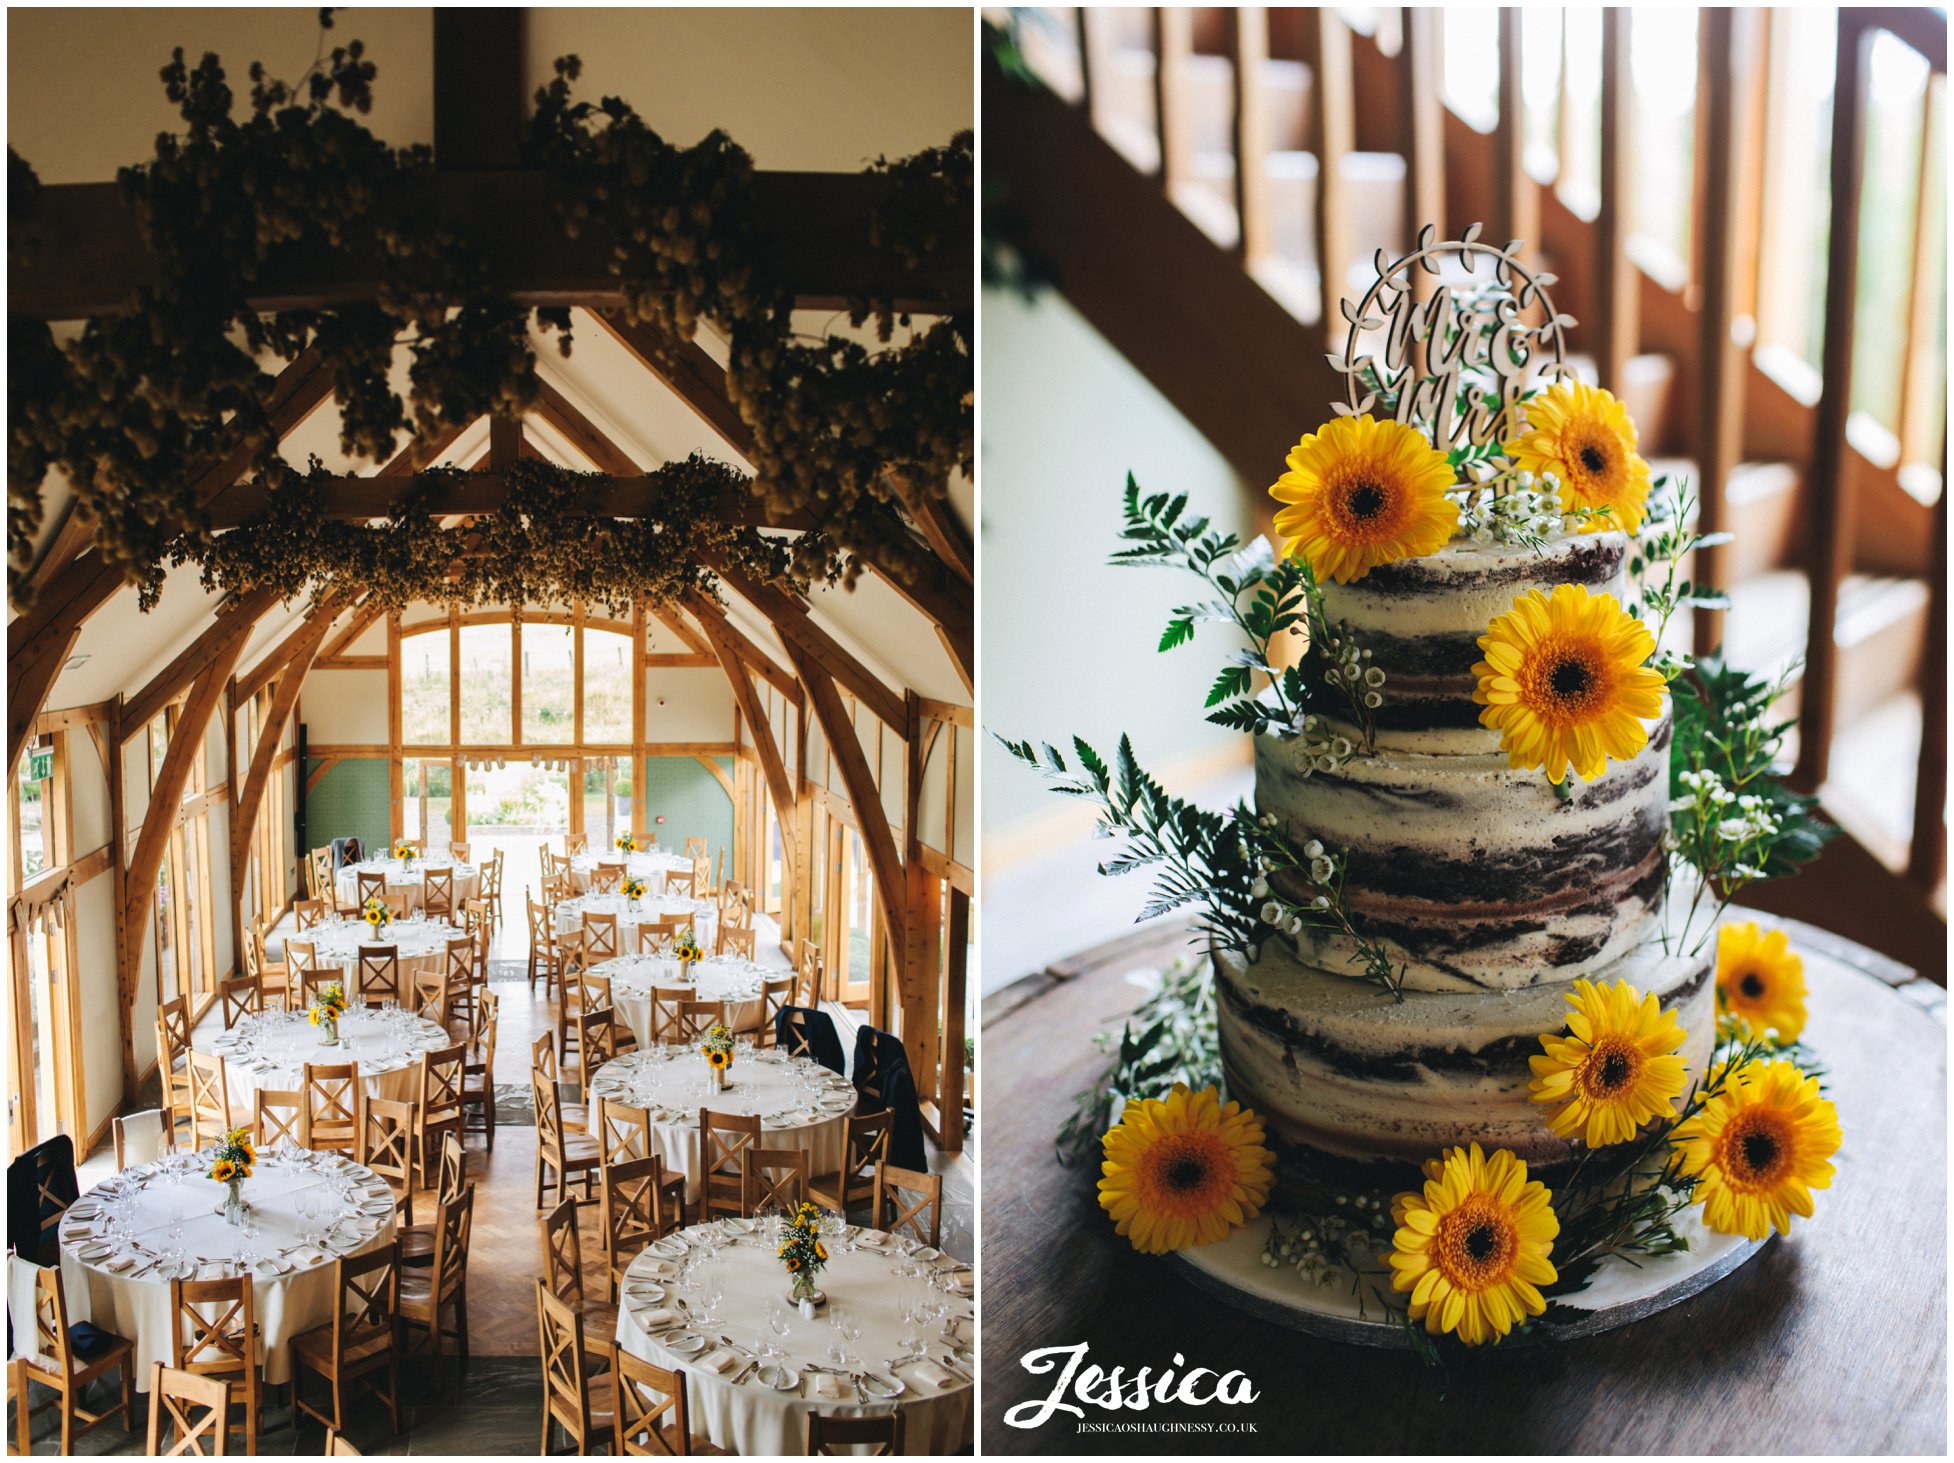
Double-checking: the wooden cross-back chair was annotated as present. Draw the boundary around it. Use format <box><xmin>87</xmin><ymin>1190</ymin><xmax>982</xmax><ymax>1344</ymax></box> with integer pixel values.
<box><xmin>356</xmin><ymin>1095</ymin><xmax>419</xmax><ymax>1225</ymax></box>
<box><xmin>355</xmin><ymin>871</ymin><xmax>388</xmax><ymax>906</ymax></box>
<box><xmin>563</xmin><ymin>833</ymin><xmax>589</xmax><ymax>857</ymax></box>
<box><xmin>640</xmin><ymin>914</ymin><xmax>691</xmax><ymax>953</ymax></box>
<box><xmin>297</xmin><ymin>966</ymin><xmax>338</xmax><ymax>1011</ymax></box>
<box><xmin>252</xmin><ymin>1089</ymin><xmax>309</xmax><ymax>1151</ymax></box>
<box><xmin>673</xmin><ymin>1000</ymin><xmax>725</xmax><ymax>1043</ymax></box>
<box><xmin>692</xmin><ymin>854</ymin><xmax>713</xmax><ymax>899</ymax></box>
<box><xmin>536</xmin><ymin>1281</ymin><xmax>615</xmax><ymax>1455</ymax></box>
<box><xmin>682</xmin><ymin>836</ymin><xmax>708</xmax><ymax>861</ymax></box>
<box><xmin>615</xmin><ymin>1349</ymin><xmax>715</xmax><ymax>1456</ymax></box>
<box><xmin>356</xmin><ymin>947</ymin><xmax>401</xmax><ymax>1005</ymax></box>
<box><xmin>309</xmin><ymin>847</ymin><xmax>334</xmax><ymax>900</ymax></box>
<box><xmin>167</xmin><ymin>1274</ymin><xmax>261</xmax><ymax>1454</ymax></box>
<box><xmin>594</xmin><ymin>1099</ymin><xmax>652</xmax><ymax>1165</ymax></box>
<box><xmin>527</xmin><ymin>893</ymin><xmax>563</xmax><ymax>993</ymax></box>
<box><xmin>450</xmin><ymin>841</ymin><xmax>472</xmax><ymax>862</ymax></box>
<box><xmin>715</xmin><ymin>924</ymin><xmax>756</xmax><ymax>961</ymax></box>
<box><xmin>794</xmin><ymin>941</ymin><xmax>823</xmax><ymax>1009</ymax></box>
<box><xmin>113</xmin><ymin>1108</ymin><xmax>172</xmax><ymax>1171</ymax></box>
<box><xmin>284</xmin><ymin>937</ymin><xmax>320</xmax><ymax>984</ymax></box>
<box><xmin>401</xmin><ymin>1132</ymin><xmax>468</xmax><ymax>1271</ymax></box>
<box><xmin>599</xmin><ymin>1155</ymin><xmax>665</xmax><ymax>1302</ymax></box>
<box><xmin>538</xmin><ymin>1198</ymin><xmax>618</xmax><ymax>1366</ymax></box>
<box><xmin>872</xmin><ymin>1162</ymin><xmax>944</xmax><ymax>1250</ymax></box>
<box><xmin>808</xmin><ymin>1411</ymin><xmax>906</xmax><ymax>1455</ymax></box>
<box><xmin>460</xmin><ymin>991</ymin><xmax>498</xmax><ymax>1149</ymax></box>
<box><xmin>185</xmin><ymin>1052</ymin><xmax>238</xmax><ymax>1148</ymax></box>
<box><xmin>483</xmin><ymin>848</ymin><xmax>505</xmax><ymax>925</ymax></box>
<box><xmin>145</xmin><ymin>1361</ymin><xmax>231</xmax><ymax>1456</ymax></box>
<box><xmin>592</xmin><ymin>862</ymin><xmax>627</xmax><ymax>894</ymax></box>
<box><xmin>532</xmin><ymin>1031</ymin><xmax>589</xmax><ymax>1134</ymax></box>
<box><xmin>776</xmin><ymin>1008</ymin><xmax>824</xmax><ymax>1064</ymax></box>
<box><xmin>413</xmin><ymin>971</ymin><xmax>450</xmax><ymax>1027</ymax></box>
<box><xmin>697</xmin><ymin>1110</ymin><xmax>761</xmax><ymax>1222</ymax></box>
<box><xmin>758</xmin><ymin>975</ymin><xmax>795</xmax><ymax>1048</ymax></box>
<box><xmin>217</xmin><ymin>975</ymin><xmax>262</xmax><ymax>1029</ymax></box>
<box><xmin>573</xmin><ymin>1008</ymin><xmax>619</xmax><ymax>1089</ymax></box>
<box><xmin>746</xmin><ymin>1146</ymin><xmax>809</xmax><ymax>1218</ymax></box>
<box><xmin>808</xmin><ymin>1110</ymin><xmax>892</xmax><ymax>1219</ymax></box>
<box><xmin>293</xmin><ymin>898</ymin><xmax>326</xmax><ymax>932</ymax></box>
<box><xmin>659</xmin><ymin>868</ymin><xmax>696</xmax><ymax>899</ymax></box>
<box><xmin>396</xmin><ymin>1186</ymin><xmax>473</xmax><ymax>1387</ymax></box>
<box><xmin>289</xmin><ymin>1242</ymin><xmax>401</xmax><ymax>1441</ymax></box>
<box><xmin>248</xmin><ymin>928</ymin><xmax>290</xmax><ymax>1009</ymax></box>
<box><xmin>422</xmin><ymin>865</ymin><xmax>455</xmax><ymax>918</ymax></box>
<box><xmin>302</xmin><ymin>1062</ymin><xmax>361</xmax><ymax>1153</ymax></box>
<box><xmin>441</xmin><ymin>935</ymin><xmax>479</xmax><ymax>1032</ymax></box>
<box><xmin>14</xmin><ymin>1263</ymin><xmax>136</xmax><ymax>1453</ymax></box>
<box><xmin>157</xmin><ymin>997</ymin><xmax>195</xmax><ymax>1138</ymax></box>
<box><xmin>581</xmin><ymin>911</ymin><xmax>620</xmax><ymax>961</ymax></box>
<box><xmin>533</xmin><ymin>1069</ymin><xmax>602</xmax><ymax>1210</ymax></box>
<box><xmin>414</xmin><ymin>1043</ymin><xmax>467</xmax><ymax>1187</ymax></box>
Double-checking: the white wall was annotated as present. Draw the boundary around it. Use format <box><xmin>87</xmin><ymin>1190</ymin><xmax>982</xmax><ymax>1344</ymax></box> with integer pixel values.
<box><xmin>72</xmin><ymin>875</ymin><xmax>121</xmax><ymax>1131</ymax></box>
<box><xmin>648</xmin><ymin>667</ymin><xmax>734</xmax><ymax>743</ymax></box>
<box><xmin>301</xmin><ymin>669</ymin><xmax>390</xmax><ymax>744</ymax></box>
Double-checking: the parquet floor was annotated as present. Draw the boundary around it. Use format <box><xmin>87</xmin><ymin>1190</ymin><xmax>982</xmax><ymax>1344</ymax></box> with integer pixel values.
<box><xmin>15</xmin><ymin>910</ymin><xmax>976</xmax><ymax>1453</ymax></box>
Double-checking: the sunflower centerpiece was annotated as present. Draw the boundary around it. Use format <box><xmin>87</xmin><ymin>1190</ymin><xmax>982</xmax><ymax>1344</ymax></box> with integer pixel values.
<box><xmin>777</xmin><ymin>1200</ymin><xmax>834</xmax><ymax>1309</ymax></box>
<box><xmin>392</xmin><ymin>839</ymin><xmax>417</xmax><ymax>868</ymax></box>
<box><xmin>208</xmin><ymin>1126</ymin><xmax>256</xmax><ymax>1225</ymax></box>
<box><xmin>701</xmin><ymin>1021</ymin><xmax>736</xmax><ymax>1090</ymax></box>
<box><xmin>308</xmin><ymin>980</ymin><xmax>349</xmax><ymax>1045</ymax></box>
<box><xmin>672</xmin><ymin>930</ymin><xmax>703</xmax><ymax>971</ymax></box>
<box><xmin>361</xmin><ymin>894</ymin><xmax>390</xmax><ymax>933</ymax></box>
<box><xmin>615</xmin><ymin>830</ymin><xmax>640</xmax><ymax>854</ymax></box>
<box><xmin>621</xmin><ymin>874</ymin><xmax>648</xmax><ymax>909</ymax></box>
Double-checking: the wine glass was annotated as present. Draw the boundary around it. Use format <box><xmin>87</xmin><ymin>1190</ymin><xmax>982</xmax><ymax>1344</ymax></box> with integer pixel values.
<box><xmin>825</xmin><ymin>1304</ymin><xmax>850</xmax><ymax>1365</ymax></box>
<box><xmin>840</xmin><ymin>1306</ymin><xmax>864</xmax><ymax>1366</ymax></box>
<box><xmin>700</xmin><ymin>1270</ymin><xmax>725</xmax><ymax>1325</ymax></box>
<box><xmin>295</xmin><ymin>1187</ymin><xmax>320</xmax><ymax>1248</ymax></box>
<box><xmin>763</xmin><ymin>1297</ymin><xmax>791</xmax><ymax>1361</ymax></box>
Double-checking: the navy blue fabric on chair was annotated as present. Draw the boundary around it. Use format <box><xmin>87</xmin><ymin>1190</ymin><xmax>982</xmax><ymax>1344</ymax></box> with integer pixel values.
<box><xmin>774</xmin><ymin>1005</ymin><xmax>846</xmax><ymax>1073</ymax></box>
<box><xmin>330</xmin><ymin>836</ymin><xmax>364</xmax><ymax>873</ymax></box>
<box><xmin>850</xmin><ymin>1026</ymin><xmax>928</xmax><ymax>1171</ymax></box>
<box><xmin>8</xmin><ymin>1134</ymin><xmax>78</xmax><ymax>1266</ymax></box>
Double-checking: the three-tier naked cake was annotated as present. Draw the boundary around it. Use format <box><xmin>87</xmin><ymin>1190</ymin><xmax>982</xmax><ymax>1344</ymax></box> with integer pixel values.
<box><xmin>1217</xmin><ymin>531</ymin><xmax>1715</xmax><ymax>1176</ymax></box>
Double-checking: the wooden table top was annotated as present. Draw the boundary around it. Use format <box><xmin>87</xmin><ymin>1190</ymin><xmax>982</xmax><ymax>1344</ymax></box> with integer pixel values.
<box><xmin>978</xmin><ymin>914</ymin><xmax>1946</xmax><ymax>1453</ymax></box>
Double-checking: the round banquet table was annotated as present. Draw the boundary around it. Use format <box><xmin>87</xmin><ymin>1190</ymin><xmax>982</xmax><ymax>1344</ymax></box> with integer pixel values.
<box><xmin>301</xmin><ymin>916</ymin><xmax>466</xmax><ymax>994</ymax></box>
<box><xmin>615</xmin><ymin>1221</ymin><xmax>975</xmax><ymax>1455</ymax></box>
<box><xmin>45</xmin><ymin>1149</ymin><xmax>398</xmax><ymax>1385</ymax></box>
<box><xmin>587</xmin><ymin>1049</ymin><xmax>856</xmax><ymax>1202</ymax></box>
<box><xmin>555</xmin><ymin>892</ymin><xmax>720</xmax><ymax>956</ymax></box>
<box><xmin>978</xmin><ymin>910</ymin><xmax>1947</xmax><ymax>1453</ymax></box>
<box><xmin>205</xmin><ymin>1006</ymin><xmax>452</xmax><ymax>1104</ymax></box>
<box><xmin>590</xmin><ymin>952</ymin><xmax>769</xmax><ymax>1042</ymax></box>
<box><xmin>334</xmin><ymin>857</ymin><xmax>478</xmax><ymax>913</ymax></box>
<box><xmin>566</xmin><ymin>848</ymin><xmax>694</xmax><ymax>894</ymax></box>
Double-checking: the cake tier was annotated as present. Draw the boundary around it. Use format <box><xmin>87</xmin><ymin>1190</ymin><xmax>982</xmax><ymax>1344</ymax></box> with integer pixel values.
<box><xmin>1214</xmin><ymin>934</ymin><xmax>1716</xmax><ymax>1173</ymax></box>
<box><xmin>1257</xmin><ymin>707</ymin><xmax>1672</xmax><ymax>993</ymax></box>
<box><xmin>1317</xmin><ymin>530</ymin><xmax>1632</xmax><ymax>755</ymax></box>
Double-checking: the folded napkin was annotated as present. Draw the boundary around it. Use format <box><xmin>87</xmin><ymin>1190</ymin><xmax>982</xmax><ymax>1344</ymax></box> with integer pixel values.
<box><xmin>639</xmin><ymin>1261</ymin><xmax>679</xmax><ymax>1279</ymax></box>
<box><xmin>700</xmin><ymin>1349</ymin><xmax>742</xmax><ymax>1376</ymax></box>
<box><xmin>944</xmin><ymin>1274</ymin><xmax>975</xmax><ymax>1297</ymax></box>
<box><xmin>909</xmin><ymin>1360</ymin><xmax>954</xmax><ymax>1390</ymax></box>
<box><xmin>810</xmin><ymin>1372</ymin><xmax>846</xmax><ymax>1401</ymax></box>
<box><xmin>636</xmin><ymin>1307</ymin><xmax>681</xmax><ymax>1330</ymax></box>
<box><xmin>102</xmin><ymin>1254</ymin><xmax>138</xmax><ymax>1273</ymax></box>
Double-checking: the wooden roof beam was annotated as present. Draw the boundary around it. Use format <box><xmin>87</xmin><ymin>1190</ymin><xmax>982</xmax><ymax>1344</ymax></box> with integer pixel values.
<box><xmin>697</xmin><ymin>612</ymin><xmax>799</xmax><ymax>893</ymax></box>
<box><xmin>678</xmin><ymin>594</ymin><xmax>803</xmax><ymax>708</ymax></box>
<box><xmin>121</xmin><ymin>587</ymin><xmax>284</xmax><ymax>735</ymax></box>
<box><xmin>717</xmin><ymin>568</ymin><xmax>906</xmax><ymax>732</ymax></box>
<box><xmin>237</xmin><ymin>593</ymin><xmax>356</xmax><ymax>703</ymax></box>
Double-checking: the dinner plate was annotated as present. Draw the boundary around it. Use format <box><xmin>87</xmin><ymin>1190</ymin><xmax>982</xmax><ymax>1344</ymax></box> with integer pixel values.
<box><xmin>663</xmin><ymin>1331</ymin><xmax>708</xmax><ymax>1356</ymax></box>
<box><xmin>649</xmin><ymin>1238</ymin><xmax>687</xmax><ymax>1258</ymax></box>
<box><xmin>77</xmin><ymin>1242</ymin><xmax>114</xmax><ymax>1263</ymax></box>
<box><xmin>756</xmin><ymin>1364</ymin><xmax>801</xmax><ymax>1392</ymax></box>
<box><xmin>859</xmin><ymin>1373</ymin><xmax>905</xmax><ymax>1400</ymax></box>
<box><xmin>624</xmin><ymin>1282</ymin><xmax>667</xmax><ymax>1304</ymax></box>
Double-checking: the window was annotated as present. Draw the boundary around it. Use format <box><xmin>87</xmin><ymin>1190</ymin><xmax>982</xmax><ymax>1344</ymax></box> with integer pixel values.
<box><xmin>402</xmin><ymin>630</ymin><xmax>452</xmax><ymax>744</ymax></box>
<box><xmin>457</xmin><ymin>625</ymin><xmax>513</xmax><ymax>745</ymax></box>
<box><xmin>404</xmin><ymin>757</ymin><xmax>454</xmax><ymax>850</ymax></box>
<box><xmin>15</xmin><ymin>738</ymin><xmax>52</xmax><ymax>881</ymax></box>
<box><xmin>522</xmin><ymin>621</ymin><xmax>576</xmax><ymax>744</ymax></box>
<box><xmin>581</xmin><ymin>628</ymin><xmax>633</xmax><ymax>743</ymax></box>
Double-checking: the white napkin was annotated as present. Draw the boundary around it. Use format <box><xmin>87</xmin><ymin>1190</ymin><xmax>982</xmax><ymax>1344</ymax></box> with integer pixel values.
<box><xmin>810</xmin><ymin>1372</ymin><xmax>846</xmax><ymax>1400</ymax></box>
<box><xmin>636</xmin><ymin>1307</ymin><xmax>681</xmax><ymax>1330</ymax></box>
<box><xmin>944</xmin><ymin>1273</ymin><xmax>975</xmax><ymax>1297</ymax></box>
<box><xmin>700</xmin><ymin>1349</ymin><xmax>742</xmax><ymax>1375</ymax></box>
<box><xmin>638</xmin><ymin>1261</ymin><xmax>679</xmax><ymax>1279</ymax></box>
<box><xmin>909</xmin><ymin>1360</ymin><xmax>954</xmax><ymax>1390</ymax></box>
<box><xmin>102</xmin><ymin>1253</ymin><xmax>138</xmax><ymax>1273</ymax></box>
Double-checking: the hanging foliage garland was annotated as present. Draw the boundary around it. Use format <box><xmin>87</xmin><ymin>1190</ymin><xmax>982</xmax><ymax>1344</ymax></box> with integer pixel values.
<box><xmin>8</xmin><ymin>15</ymin><xmax>969</xmax><ymax>611</ymax></box>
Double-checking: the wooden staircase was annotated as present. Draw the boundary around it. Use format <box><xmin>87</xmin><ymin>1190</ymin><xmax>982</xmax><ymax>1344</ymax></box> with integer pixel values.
<box><xmin>989</xmin><ymin>6</ymin><xmax>1946</xmax><ymax>973</ymax></box>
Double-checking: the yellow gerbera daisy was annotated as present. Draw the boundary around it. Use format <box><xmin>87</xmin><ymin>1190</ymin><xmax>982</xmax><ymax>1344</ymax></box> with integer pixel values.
<box><xmin>1504</xmin><ymin>381</ymin><xmax>1653</xmax><ymax>534</ymax></box>
<box><xmin>1097</xmin><ymin>1084</ymin><xmax>1274</xmax><ymax>1254</ymax></box>
<box><xmin>1715</xmin><ymin>921</ymin><xmax>1808</xmax><ymax>1043</ymax></box>
<box><xmin>1672</xmin><ymin>1059</ymin><xmax>1841</xmax><ymax>1240</ymax></box>
<box><xmin>1385</xmin><ymin>1143</ymin><xmax>1559</xmax><ymax>1346</ymax></box>
<box><xmin>1472</xmin><ymin>583</ymin><xmax>1666</xmax><ymax>784</ymax></box>
<box><xmin>1528</xmin><ymin>978</ymin><xmax>1690</xmax><ymax>1146</ymax></box>
<box><xmin>1269</xmin><ymin>414</ymin><xmax>1460</xmax><ymax>583</ymax></box>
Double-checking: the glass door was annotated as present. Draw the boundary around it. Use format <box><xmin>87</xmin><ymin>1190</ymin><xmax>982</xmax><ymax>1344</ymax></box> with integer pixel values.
<box><xmin>403</xmin><ymin>757</ymin><xmax>455</xmax><ymax>854</ymax></box>
<box><xmin>464</xmin><ymin>757</ymin><xmax>571</xmax><ymax>897</ymax></box>
<box><xmin>582</xmin><ymin>757</ymin><xmax>630</xmax><ymax>854</ymax></box>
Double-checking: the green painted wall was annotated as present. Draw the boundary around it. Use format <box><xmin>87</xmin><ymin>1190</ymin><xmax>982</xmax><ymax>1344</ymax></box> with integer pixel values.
<box><xmin>644</xmin><ymin>756</ymin><xmax>733</xmax><ymax>865</ymax></box>
<box><xmin>304</xmin><ymin>757</ymin><xmax>390</xmax><ymax>857</ymax></box>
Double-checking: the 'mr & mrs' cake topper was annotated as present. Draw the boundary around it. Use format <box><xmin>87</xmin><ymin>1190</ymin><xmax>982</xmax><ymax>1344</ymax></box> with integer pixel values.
<box><xmin>1327</xmin><ymin>223</ymin><xmax>1579</xmax><ymax>455</ymax></box>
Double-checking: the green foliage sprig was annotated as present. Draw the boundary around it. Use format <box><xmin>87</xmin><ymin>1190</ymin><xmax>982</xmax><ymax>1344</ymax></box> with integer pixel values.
<box><xmin>1623</xmin><ymin>478</ymin><xmax>1733</xmax><ymax>681</ymax></box>
<box><xmin>1054</xmin><ymin>959</ymin><xmax>1220</xmax><ymax>1166</ymax></box>
<box><xmin>184</xmin><ymin>456</ymin><xmax>802</xmax><ymax>617</ymax></box>
<box><xmin>1667</xmin><ymin>655</ymin><xmax>1836</xmax><ymax>955</ymax></box>
<box><xmin>1115</xmin><ymin>477</ymin><xmax>1382</xmax><ymax>760</ymax></box>
<box><xmin>10</xmin><ymin>21</ymin><xmax>969</xmax><ymax>611</ymax></box>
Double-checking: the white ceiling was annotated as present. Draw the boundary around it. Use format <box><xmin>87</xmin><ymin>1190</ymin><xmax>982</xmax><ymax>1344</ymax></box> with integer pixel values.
<box><xmin>11</xmin><ymin>7</ymin><xmax>972</xmax><ymax>720</ymax></box>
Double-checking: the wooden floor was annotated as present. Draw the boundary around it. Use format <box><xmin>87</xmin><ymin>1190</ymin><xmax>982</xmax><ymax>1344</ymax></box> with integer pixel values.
<box><xmin>19</xmin><ymin>908</ymin><xmax>975</xmax><ymax>1453</ymax></box>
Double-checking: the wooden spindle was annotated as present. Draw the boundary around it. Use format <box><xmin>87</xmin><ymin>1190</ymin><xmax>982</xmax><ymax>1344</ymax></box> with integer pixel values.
<box><xmin>1400</xmin><ymin>6</ymin><xmax>1446</xmax><ymax>260</ymax></box>
<box><xmin>1897</xmin><ymin>72</ymin><xmax>1946</xmax><ymax>468</ymax></box>
<box><xmin>1908</xmin><ymin>427</ymin><xmax>1947</xmax><ymax>895</ymax></box>
<box><xmin>1796</xmin><ymin>13</ymin><xmax>1873</xmax><ymax>793</ymax></box>
<box><xmin>1595</xmin><ymin>8</ymin><xmax>1637</xmax><ymax>396</ymax></box>
<box><xmin>1494</xmin><ymin>7</ymin><xmax>1537</xmax><ymax>262</ymax></box>
<box><xmin>1305</xmin><ymin>10</ymin><xmax>1354</xmax><ymax>329</ymax></box>
<box><xmin>1073</xmin><ymin>7</ymin><xmax>1096</xmax><ymax>121</ymax></box>
<box><xmin>1231</xmin><ymin>7</ymin><xmax>1273</xmax><ymax>268</ymax></box>
<box><xmin>1692</xmin><ymin>7</ymin><xmax>1765</xmax><ymax>656</ymax></box>
<box><xmin>1152</xmin><ymin>7</ymin><xmax>1195</xmax><ymax>193</ymax></box>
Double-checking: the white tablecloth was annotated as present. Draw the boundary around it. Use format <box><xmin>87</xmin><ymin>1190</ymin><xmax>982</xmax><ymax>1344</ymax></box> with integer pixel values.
<box><xmin>555</xmin><ymin>893</ymin><xmax>719</xmax><ymax>956</ymax></box>
<box><xmin>591</xmin><ymin>954</ymin><xmax>768</xmax><ymax>1043</ymax></box>
<box><xmin>45</xmin><ymin>1150</ymin><xmax>398</xmax><ymax>1385</ymax></box>
<box><xmin>334</xmin><ymin>858</ymin><xmax>479</xmax><ymax>913</ymax></box>
<box><xmin>205</xmin><ymin>1007</ymin><xmax>452</xmax><ymax>1105</ymax></box>
<box><xmin>566</xmin><ymin>849</ymin><xmax>694</xmax><ymax>894</ymax></box>
<box><xmin>300</xmin><ymin>918</ymin><xmax>465</xmax><ymax>993</ymax></box>
<box><xmin>587</xmin><ymin>1050</ymin><xmax>855</xmax><ymax>1202</ymax></box>
<box><xmin>614</xmin><ymin>1222</ymin><xmax>974</xmax><ymax>1455</ymax></box>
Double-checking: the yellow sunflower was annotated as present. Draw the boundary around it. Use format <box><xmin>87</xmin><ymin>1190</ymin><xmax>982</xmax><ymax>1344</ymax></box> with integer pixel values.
<box><xmin>1097</xmin><ymin>1084</ymin><xmax>1275</xmax><ymax>1254</ymax></box>
<box><xmin>1715</xmin><ymin>921</ymin><xmax>1808</xmax><ymax>1043</ymax></box>
<box><xmin>1504</xmin><ymin>382</ymin><xmax>1653</xmax><ymax>533</ymax></box>
<box><xmin>707</xmin><ymin>1048</ymin><xmax>730</xmax><ymax>1069</ymax></box>
<box><xmin>1528</xmin><ymin>978</ymin><xmax>1690</xmax><ymax>1146</ymax></box>
<box><xmin>211</xmin><ymin>1159</ymin><xmax>237</xmax><ymax>1183</ymax></box>
<box><xmin>1269</xmin><ymin>414</ymin><xmax>1460</xmax><ymax>583</ymax></box>
<box><xmin>1672</xmin><ymin>1059</ymin><xmax>1841</xmax><ymax>1240</ymax></box>
<box><xmin>1385</xmin><ymin>1143</ymin><xmax>1559</xmax><ymax>1346</ymax></box>
<box><xmin>1472</xmin><ymin>583</ymin><xmax>1666</xmax><ymax>784</ymax></box>
<box><xmin>785</xmin><ymin>1255</ymin><xmax>801</xmax><ymax>1272</ymax></box>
